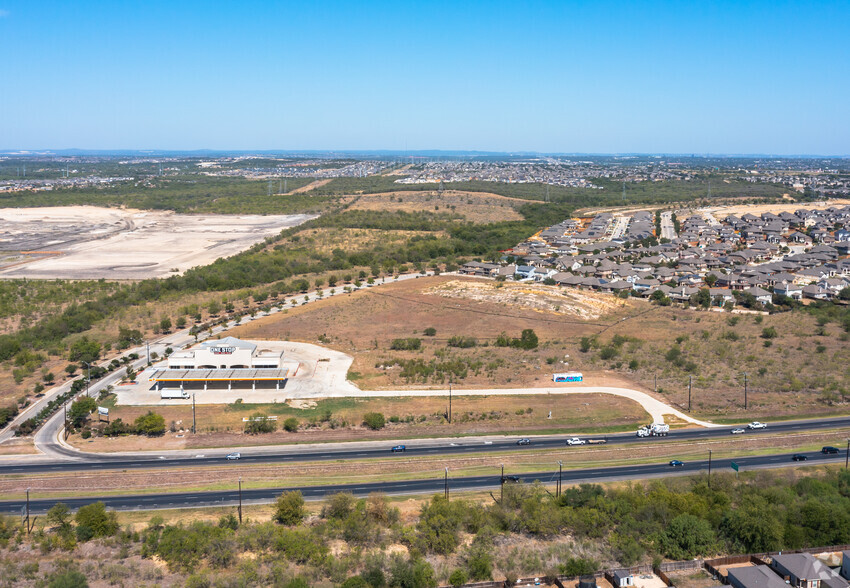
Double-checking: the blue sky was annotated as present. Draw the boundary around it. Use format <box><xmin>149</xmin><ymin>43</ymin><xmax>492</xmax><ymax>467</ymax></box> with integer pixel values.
<box><xmin>1</xmin><ymin>1</ymin><xmax>848</xmax><ymax>154</ymax></box>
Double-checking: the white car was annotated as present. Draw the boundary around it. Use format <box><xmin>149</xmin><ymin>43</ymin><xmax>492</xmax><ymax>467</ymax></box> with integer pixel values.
<box><xmin>730</xmin><ymin>428</ymin><xmax>746</xmax><ymax>435</ymax></box>
<box><xmin>747</xmin><ymin>422</ymin><xmax>767</xmax><ymax>430</ymax></box>
<box><xmin>225</xmin><ymin>452</ymin><xmax>241</xmax><ymax>460</ymax></box>
<box><xmin>566</xmin><ymin>437</ymin><xmax>586</xmax><ymax>446</ymax></box>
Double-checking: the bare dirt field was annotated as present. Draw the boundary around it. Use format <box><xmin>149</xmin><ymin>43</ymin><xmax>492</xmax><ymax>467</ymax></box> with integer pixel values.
<box><xmin>0</xmin><ymin>206</ymin><xmax>315</xmax><ymax>279</ymax></box>
<box><xmin>346</xmin><ymin>190</ymin><xmax>527</xmax><ymax>223</ymax></box>
<box><xmin>701</xmin><ymin>199</ymin><xmax>850</xmax><ymax>219</ymax></box>
<box><xmin>286</xmin><ymin>178</ymin><xmax>332</xmax><ymax>194</ymax></box>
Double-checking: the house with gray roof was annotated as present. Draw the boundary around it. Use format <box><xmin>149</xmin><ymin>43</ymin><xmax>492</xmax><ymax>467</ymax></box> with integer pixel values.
<box><xmin>728</xmin><ymin>565</ymin><xmax>788</xmax><ymax>588</ymax></box>
<box><xmin>771</xmin><ymin>553</ymin><xmax>849</xmax><ymax>588</ymax></box>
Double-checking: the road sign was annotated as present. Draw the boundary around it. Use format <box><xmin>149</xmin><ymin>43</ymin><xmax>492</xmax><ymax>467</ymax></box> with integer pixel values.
<box><xmin>97</xmin><ymin>407</ymin><xmax>109</xmax><ymax>416</ymax></box>
<box><xmin>730</xmin><ymin>461</ymin><xmax>739</xmax><ymax>472</ymax></box>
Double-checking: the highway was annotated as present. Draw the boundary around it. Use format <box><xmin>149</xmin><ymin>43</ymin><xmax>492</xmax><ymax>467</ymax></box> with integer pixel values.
<box><xmin>1</xmin><ymin>448</ymin><xmax>845</xmax><ymax>515</ymax></box>
<box><xmin>4</xmin><ymin>416</ymin><xmax>850</xmax><ymax>475</ymax></box>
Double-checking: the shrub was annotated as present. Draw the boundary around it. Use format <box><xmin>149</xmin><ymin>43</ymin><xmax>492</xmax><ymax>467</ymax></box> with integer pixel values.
<box><xmin>449</xmin><ymin>569</ymin><xmax>469</xmax><ymax>587</ymax></box>
<box><xmin>447</xmin><ymin>336</ymin><xmax>477</xmax><ymax>348</ymax></box>
<box><xmin>390</xmin><ymin>338</ymin><xmax>421</xmax><ymax>351</ymax></box>
<box><xmin>244</xmin><ymin>413</ymin><xmax>277</xmax><ymax>434</ymax></box>
<box><xmin>283</xmin><ymin>417</ymin><xmax>299</xmax><ymax>432</ymax></box>
<box><xmin>423</xmin><ymin>328</ymin><xmax>437</xmax><ymax>336</ymax></box>
<box><xmin>274</xmin><ymin>491</ymin><xmax>306</xmax><ymax>525</ymax></box>
<box><xmin>363</xmin><ymin>412</ymin><xmax>386</xmax><ymax>430</ymax></box>
<box><xmin>761</xmin><ymin>326</ymin><xmax>777</xmax><ymax>339</ymax></box>
<box><xmin>134</xmin><ymin>411</ymin><xmax>166</xmax><ymax>436</ymax></box>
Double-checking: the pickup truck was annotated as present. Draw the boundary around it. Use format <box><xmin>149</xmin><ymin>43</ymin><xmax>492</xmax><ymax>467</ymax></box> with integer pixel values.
<box><xmin>747</xmin><ymin>421</ymin><xmax>767</xmax><ymax>430</ymax></box>
<box><xmin>566</xmin><ymin>438</ymin><xmax>586</xmax><ymax>446</ymax></box>
<box><xmin>391</xmin><ymin>445</ymin><xmax>406</xmax><ymax>453</ymax></box>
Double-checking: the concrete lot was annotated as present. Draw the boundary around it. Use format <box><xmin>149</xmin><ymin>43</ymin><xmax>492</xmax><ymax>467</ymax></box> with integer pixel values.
<box><xmin>0</xmin><ymin>206</ymin><xmax>315</xmax><ymax>279</ymax></box>
<box><xmin>115</xmin><ymin>341</ymin><xmax>361</xmax><ymax>405</ymax></box>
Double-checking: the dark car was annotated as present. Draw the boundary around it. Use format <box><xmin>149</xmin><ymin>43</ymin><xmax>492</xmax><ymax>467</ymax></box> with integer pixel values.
<box><xmin>391</xmin><ymin>445</ymin><xmax>406</xmax><ymax>453</ymax></box>
<box><xmin>792</xmin><ymin>454</ymin><xmax>808</xmax><ymax>461</ymax></box>
<box><xmin>501</xmin><ymin>475</ymin><xmax>521</xmax><ymax>483</ymax></box>
<box><xmin>821</xmin><ymin>446</ymin><xmax>840</xmax><ymax>454</ymax></box>
<box><xmin>516</xmin><ymin>438</ymin><xmax>531</xmax><ymax>446</ymax></box>
<box><xmin>669</xmin><ymin>460</ymin><xmax>684</xmax><ymax>467</ymax></box>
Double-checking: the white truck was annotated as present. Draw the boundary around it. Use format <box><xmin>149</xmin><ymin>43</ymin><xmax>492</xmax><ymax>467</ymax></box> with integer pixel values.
<box><xmin>160</xmin><ymin>388</ymin><xmax>190</xmax><ymax>400</ymax></box>
<box><xmin>636</xmin><ymin>423</ymin><xmax>670</xmax><ymax>437</ymax></box>
<box><xmin>566</xmin><ymin>437</ymin><xmax>586</xmax><ymax>446</ymax></box>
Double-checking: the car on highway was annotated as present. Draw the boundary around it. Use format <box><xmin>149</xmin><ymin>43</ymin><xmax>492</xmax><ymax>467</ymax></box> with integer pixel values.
<box><xmin>566</xmin><ymin>437</ymin><xmax>586</xmax><ymax>446</ymax></box>
<box><xmin>501</xmin><ymin>475</ymin><xmax>521</xmax><ymax>483</ymax></box>
<box><xmin>225</xmin><ymin>452</ymin><xmax>241</xmax><ymax>460</ymax></box>
<box><xmin>391</xmin><ymin>445</ymin><xmax>406</xmax><ymax>453</ymax></box>
<box><xmin>730</xmin><ymin>428</ymin><xmax>746</xmax><ymax>434</ymax></box>
<box><xmin>669</xmin><ymin>460</ymin><xmax>684</xmax><ymax>467</ymax></box>
<box><xmin>747</xmin><ymin>421</ymin><xmax>767</xmax><ymax>429</ymax></box>
<box><xmin>821</xmin><ymin>446</ymin><xmax>840</xmax><ymax>454</ymax></box>
<box><xmin>792</xmin><ymin>454</ymin><xmax>808</xmax><ymax>461</ymax></box>
<box><xmin>516</xmin><ymin>438</ymin><xmax>531</xmax><ymax>446</ymax></box>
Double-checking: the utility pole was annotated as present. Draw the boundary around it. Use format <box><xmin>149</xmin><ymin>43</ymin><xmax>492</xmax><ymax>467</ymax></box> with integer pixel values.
<box><xmin>743</xmin><ymin>372</ymin><xmax>748</xmax><ymax>410</ymax></box>
<box><xmin>654</xmin><ymin>373</ymin><xmax>657</xmax><ymax>393</ymax></box>
<box><xmin>146</xmin><ymin>342</ymin><xmax>150</xmax><ymax>366</ymax></box>
<box><xmin>846</xmin><ymin>439</ymin><xmax>849</xmax><ymax>470</ymax></box>
<box><xmin>557</xmin><ymin>461</ymin><xmax>563</xmax><ymax>498</ymax></box>
<box><xmin>25</xmin><ymin>488</ymin><xmax>30</xmax><ymax>534</ymax></box>
<box><xmin>444</xmin><ymin>467</ymin><xmax>449</xmax><ymax>500</ymax></box>
<box><xmin>708</xmin><ymin>450</ymin><xmax>713</xmax><ymax>488</ymax></box>
<box><xmin>238</xmin><ymin>477</ymin><xmax>243</xmax><ymax>524</ymax></box>
<box><xmin>688</xmin><ymin>375</ymin><xmax>692</xmax><ymax>412</ymax></box>
<box><xmin>192</xmin><ymin>393</ymin><xmax>196</xmax><ymax>434</ymax></box>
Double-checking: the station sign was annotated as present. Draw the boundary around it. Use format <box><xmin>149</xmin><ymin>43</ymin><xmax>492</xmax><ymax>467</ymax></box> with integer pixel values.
<box><xmin>98</xmin><ymin>407</ymin><xmax>109</xmax><ymax>416</ymax></box>
<box><xmin>210</xmin><ymin>346</ymin><xmax>236</xmax><ymax>355</ymax></box>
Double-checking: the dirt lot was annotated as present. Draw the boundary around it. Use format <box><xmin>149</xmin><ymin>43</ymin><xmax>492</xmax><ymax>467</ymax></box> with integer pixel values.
<box><xmin>702</xmin><ymin>199</ymin><xmax>850</xmax><ymax>219</ymax></box>
<box><xmin>230</xmin><ymin>275</ymin><xmax>637</xmax><ymax>391</ymax></box>
<box><xmin>346</xmin><ymin>190</ymin><xmax>527</xmax><ymax>223</ymax></box>
<box><xmin>0</xmin><ymin>206</ymin><xmax>315</xmax><ymax>279</ymax></box>
<box><xmin>69</xmin><ymin>393</ymin><xmax>648</xmax><ymax>451</ymax></box>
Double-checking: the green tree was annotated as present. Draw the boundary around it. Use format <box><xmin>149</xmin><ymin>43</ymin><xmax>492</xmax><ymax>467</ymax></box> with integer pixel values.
<box><xmin>661</xmin><ymin>513</ymin><xmax>718</xmax><ymax>559</ymax></box>
<box><xmin>134</xmin><ymin>411</ymin><xmax>166</xmax><ymax>436</ymax></box>
<box><xmin>283</xmin><ymin>417</ymin><xmax>299</xmax><ymax>432</ymax></box>
<box><xmin>68</xmin><ymin>337</ymin><xmax>101</xmax><ymax>364</ymax></box>
<box><xmin>68</xmin><ymin>397</ymin><xmax>97</xmax><ymax>428</ymax></box>
<box><xmin>274</xmin><ymin>490</ymin><xmax>306</xmax><ymax>525</ymax></box>
<box><xmin>342</xmin><ymin>578</ymin><xmax>371</xmax><ymax>588</ymax></box>
<box><xmin>761</xmin><ymin>326</ymin><xmax>778</xmax><ymax>339</ymax></box>
<box><xmin>388</xmin><ymin>555</ymin><xmax>437</xmax><ymax>588</ymax></box>
<box><xmin>448</xmin><ymin>570</ymin><xmax>468</xmax><ymax>588</ymax></box>
<box><xmin>47</xmin><ymin>502</ymin><xmax>72</xmax><ymax>531</ymax></box>
<box><xmin>244</xmin><ymin>413</ymin><xmax>277</xmax><ymax>434</ymax></box>
<box><xmin>75</xmin><ymin>502</ymin><xmax>118</xmax><ymax>541</ymax></box>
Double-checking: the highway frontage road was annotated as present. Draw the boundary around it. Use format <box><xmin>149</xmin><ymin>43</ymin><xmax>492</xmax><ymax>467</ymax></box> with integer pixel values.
<box><xmin>3</xmin><ymin>416</ymin><xmax>849</xmax><ymax>475</ymax></box>
<box><xmin>0</xmin><ymin>448</ymin><xmax>845</xmax><ymax>515</ymax></box>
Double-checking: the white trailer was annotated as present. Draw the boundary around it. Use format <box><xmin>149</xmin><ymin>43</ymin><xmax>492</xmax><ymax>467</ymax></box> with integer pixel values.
<box><xmin>160</xmin><ymin>388</ymin><xmax>190</xmax><ymax>400</ymax></box>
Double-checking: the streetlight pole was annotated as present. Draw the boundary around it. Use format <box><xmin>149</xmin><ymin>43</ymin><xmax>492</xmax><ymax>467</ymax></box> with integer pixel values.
<box><xmin>238</xmin><ymin>477</ymin><xmax>243</xmax><ymax>524</ymax></box>
<box><xmin>846</xmin><ymin>439</ymin><xmax>849</xmax><ymax>470</ymax></box>
<box><xmin>192</xmin><ymin>393</ymin><xmax>196</xmax><ymax>434</ymax></box>
<box><xmin>444</xmin><ymin>467</ymin><xmax>449</xmax><ymax>500</ymax></box>
<box><xmin>743</xmin><ymin>372</ymin><xmax>748</xmax><ymax>410</ymax></box>
<box><xmin>25</xmin><ymin>487</ymin><xmax>30</xmax><ymax>534</ymax></box>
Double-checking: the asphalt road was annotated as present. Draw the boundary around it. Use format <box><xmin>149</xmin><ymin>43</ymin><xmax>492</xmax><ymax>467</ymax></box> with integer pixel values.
<box><xmin>2</xmin><ymin>448</ymin><xmax>845</xmax><ymax>515</ymax></box>
<box><xmin>4</xmin><ymin>416</ymin><xmax>850</xmax><ymax>475</ymax></box>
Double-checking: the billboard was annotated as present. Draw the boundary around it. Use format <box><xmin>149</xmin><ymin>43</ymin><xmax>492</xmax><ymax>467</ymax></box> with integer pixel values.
<box><xmin>97</xmin><ymin>406</ymin><xmax>109</xmax><ymax>416</ymax></box>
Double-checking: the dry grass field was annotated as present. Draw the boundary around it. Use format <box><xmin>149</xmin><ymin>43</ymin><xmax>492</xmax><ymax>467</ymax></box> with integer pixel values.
<box><xmin>230</xmin><ymin>275</ymin><xmax>850</xmax><ymax>421</ymax></box>
<box><xmin>69</xmin><ymin>393</ymin><xmax>648</xmax><ymax>451</ymax></box>
<box><xmin>346</xmin><ymin>190</ymin><xmax>527</xmax><ymax>223</ymax></box>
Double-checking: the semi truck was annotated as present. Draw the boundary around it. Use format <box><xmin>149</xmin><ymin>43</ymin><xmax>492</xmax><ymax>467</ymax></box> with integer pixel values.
<box><xmin>160</xmin><ymin>388</ymin><xmax>190</xmax><ymax>400</ymax></box>
<box><xmin>636</xmin><ymin>423</ymin><xmax>670</xmax><ymax>437</ymax></box>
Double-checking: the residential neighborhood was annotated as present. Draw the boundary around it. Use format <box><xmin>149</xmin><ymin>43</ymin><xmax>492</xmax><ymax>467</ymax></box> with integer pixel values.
<box><xmin>461</xmin><ymin>205</ymin><xmax>850</xmax><ymax>308</ymax></box>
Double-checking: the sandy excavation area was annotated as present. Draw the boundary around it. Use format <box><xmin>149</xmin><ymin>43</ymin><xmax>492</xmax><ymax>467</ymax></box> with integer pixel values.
<box><xmin>0</xmin><ymin>206</ymin><xmax>315</xmax><ymax>279</ymax></box>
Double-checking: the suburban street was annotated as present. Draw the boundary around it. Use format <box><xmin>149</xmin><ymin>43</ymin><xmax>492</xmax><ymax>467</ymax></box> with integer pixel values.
<box><xmin>660</xmin><ymin>211</ymin><xmax>677</xmax><ymax>240</ymax></box>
